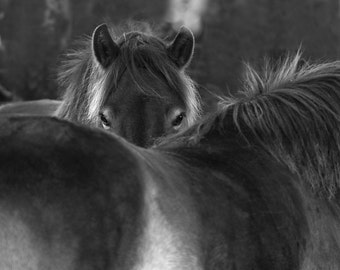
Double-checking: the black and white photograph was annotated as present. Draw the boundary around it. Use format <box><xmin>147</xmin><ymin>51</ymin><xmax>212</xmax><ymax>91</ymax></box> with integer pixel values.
<box><xmin>0</xmin><ymin>0</ymin><xmax>339</xmax><ymax>269</ymax></box>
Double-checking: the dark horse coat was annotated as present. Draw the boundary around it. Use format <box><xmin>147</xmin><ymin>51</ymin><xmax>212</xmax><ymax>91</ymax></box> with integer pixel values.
<box><xmin>0</xmin><ymin>53</ymin><xmax>340</xmax><ymax>269</ymax></box>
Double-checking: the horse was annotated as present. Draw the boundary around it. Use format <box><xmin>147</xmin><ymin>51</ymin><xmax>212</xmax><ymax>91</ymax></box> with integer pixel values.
<box><xmin>1</xmin><ymin>52</ymin><xmax>340</xmax><ymax>269</ymax></box>
<box><xmin>0</xmin><ymin>22</ymin><xmax>201</xmax><ymax>147</ymax></box>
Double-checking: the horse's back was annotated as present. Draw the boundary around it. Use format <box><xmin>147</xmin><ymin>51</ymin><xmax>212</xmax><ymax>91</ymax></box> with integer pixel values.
<box><xmin>0</xmin><ymin>116</ymin><xmax>143</xmax><ymax>270</ymax></box>
<box><xmin>0</xmin><ymin>99</ymin><xmax>61</xmax><ymax>116</ymax></box>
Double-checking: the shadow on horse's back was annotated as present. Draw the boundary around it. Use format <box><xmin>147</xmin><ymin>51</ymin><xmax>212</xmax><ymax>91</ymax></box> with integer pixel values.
<box><xmin>1</xmin><ymin>53</ymin><xmax>340</xmax><ymax>269</ymax></box>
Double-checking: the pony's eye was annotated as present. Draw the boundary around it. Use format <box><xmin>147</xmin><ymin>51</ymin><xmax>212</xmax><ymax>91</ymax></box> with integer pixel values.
<box><xmin>172</xmin><ymin>112</ymin><xmax>186</xmax><ymax>129</ymax></box>
<box><xmin>99</xmin><ymin>112</ymin><xmax>111</xmax><ymax>129</ymax></box>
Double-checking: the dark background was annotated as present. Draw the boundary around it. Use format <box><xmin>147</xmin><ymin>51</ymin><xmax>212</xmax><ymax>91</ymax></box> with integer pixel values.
<box><xmin>0</xmin><ymin>0</ymin><xmax>339</xmax><ymax>104</ymax></box>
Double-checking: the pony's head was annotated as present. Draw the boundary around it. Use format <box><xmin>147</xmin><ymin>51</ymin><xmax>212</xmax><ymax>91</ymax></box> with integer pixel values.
<box><xmin>56</xmin><ymin>22</ymin><xmax>201</xmax><ymax>147</ymax></box>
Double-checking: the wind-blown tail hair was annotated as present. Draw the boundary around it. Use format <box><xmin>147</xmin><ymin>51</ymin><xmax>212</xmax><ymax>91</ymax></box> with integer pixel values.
<box><xmin>162</xmin><ymin>52</ymin><xmax>340</xmax><ymax>197</ymax></box>
<box><xmin>218</xmin><ymin>52</ymin><xmax>340</xmax><ymax>197</ymax></box>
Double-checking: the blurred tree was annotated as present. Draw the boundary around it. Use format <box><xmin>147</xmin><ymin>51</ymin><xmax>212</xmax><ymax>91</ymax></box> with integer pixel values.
<box><xmin>0</xmin><ymin>0</ymin><xmax>167</xmax><ymax>101</ymax></box>
<box><xmin>0</xmin><ymin>0</ymin><xmax>71</xmax><ymax>100</ymax></box>
<box><xmin>0</xmin><ymin>0</ymin><xmax>339</xmax><ymax>101</ymax></box>
<box><xmin>190</xmin><ymin>0</ymin><xmax>340</xmax><ymax>93</ymax></box>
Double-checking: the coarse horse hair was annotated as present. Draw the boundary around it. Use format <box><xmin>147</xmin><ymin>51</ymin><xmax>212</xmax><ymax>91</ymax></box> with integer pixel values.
<box><xmin>162</xmin><ymin>52</ymin><xmax>340</xmax><ymax>197</ymax></box>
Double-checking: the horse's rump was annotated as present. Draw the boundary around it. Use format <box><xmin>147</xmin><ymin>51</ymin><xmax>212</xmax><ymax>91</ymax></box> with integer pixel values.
<box><xmin>0</xmin><ymin>115</ymin><xmax>329</xmax><ymax>269</ymax></box>
<box><xmin>0</xmin><ymin>116</ymin><xmax>145</xmax><ymax>269</ymax></box>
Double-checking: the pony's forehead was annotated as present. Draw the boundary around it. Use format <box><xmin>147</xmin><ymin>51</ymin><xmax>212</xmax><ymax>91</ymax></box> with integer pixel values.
<box><xmin>106</xmin><ymin>34</ymin><xmax>181</xmax><ymax>97</ymax></box>
<box><xmin>117</xmin><ymin>31</ymin><xmax>167</xmax><ymax>51</ymax></box>
<box><xmin>108</xmin><ymin>67</ymin><xmax>185</xmax><ymax>103</ymax></box>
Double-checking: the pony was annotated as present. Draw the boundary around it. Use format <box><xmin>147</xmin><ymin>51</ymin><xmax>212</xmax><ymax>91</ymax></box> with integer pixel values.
<box><xmin>1</xmin><ymin>53</ymin><xmax>340</xmax><ymax>269</ymax></box>
<box><xmin>0</xmin><ymin>22</ymin><xmax>201</xmax><ymax>147</ymax></box>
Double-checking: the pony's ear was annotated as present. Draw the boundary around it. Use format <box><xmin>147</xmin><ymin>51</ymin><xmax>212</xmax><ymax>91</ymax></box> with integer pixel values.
<box><xmin>92</xmin><ymin>24</ymin><xmax>120</xmax><ymax>68</ymax></box>
<box><xmin>167</xmin><ymin>26</ymin><xmax>195</xmax><ymax>69</ymax></box>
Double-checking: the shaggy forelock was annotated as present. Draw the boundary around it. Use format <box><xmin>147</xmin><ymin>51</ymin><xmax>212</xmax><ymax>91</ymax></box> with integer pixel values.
<box><xmin>116</xmin><ymin>30</ymin><xmax>201</xmax><ymax>125</ymax></box>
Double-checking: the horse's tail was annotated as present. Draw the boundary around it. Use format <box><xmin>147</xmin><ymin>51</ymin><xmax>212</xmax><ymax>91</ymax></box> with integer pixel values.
<box><xmin>222</xmin><ymin>52</ymin><xmax>340</xmax><ymax>197</ymax></box>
